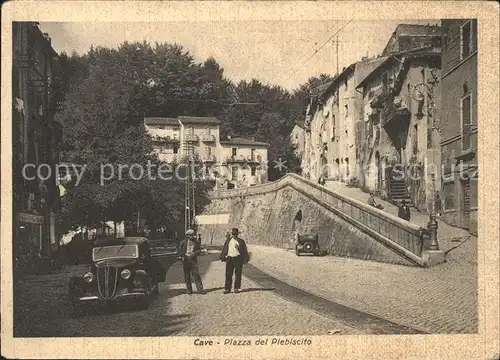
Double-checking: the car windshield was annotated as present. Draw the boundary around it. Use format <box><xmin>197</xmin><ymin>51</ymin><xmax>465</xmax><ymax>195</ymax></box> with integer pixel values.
<box><xmin>92</xmin><ymin>245</ymin><xmax>138</xmax><ymax>261</ymax></box>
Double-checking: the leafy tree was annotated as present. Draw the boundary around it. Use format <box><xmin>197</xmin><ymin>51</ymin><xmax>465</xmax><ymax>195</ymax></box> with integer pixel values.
<box><xmin>56</xmin><ymin>39</ymin><xmax>333</xmax><ymax>234</ymax></box>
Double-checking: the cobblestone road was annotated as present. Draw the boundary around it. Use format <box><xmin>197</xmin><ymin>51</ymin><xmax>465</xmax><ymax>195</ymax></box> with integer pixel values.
<box><xmin>249</xmin><ymin>245</ymin><xmax>477</xmax><ymax>334</ymax></box>
<box><xmin>14</xmin><ymin>253</ymin><xmax>362</xmax><ymax>337</ymax></box>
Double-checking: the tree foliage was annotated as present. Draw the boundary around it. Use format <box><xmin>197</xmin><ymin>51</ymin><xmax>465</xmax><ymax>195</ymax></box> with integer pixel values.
<box><xmin>55</xmin><ymin>41</ymin><xmax>333</xmax><ymax>233</ymax></box>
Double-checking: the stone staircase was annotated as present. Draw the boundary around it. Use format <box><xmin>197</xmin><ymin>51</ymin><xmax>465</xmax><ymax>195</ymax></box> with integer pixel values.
<box><xmin>388</xmin><ymin>177</ymin><xmax>413</xmax><ymax>207</ymax></box>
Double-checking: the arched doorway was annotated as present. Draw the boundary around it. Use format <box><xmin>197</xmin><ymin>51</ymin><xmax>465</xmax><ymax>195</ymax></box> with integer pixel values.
<box><xmin>292</xmin><ymin>210</ymin><xmax>303</xmax><ymax>249</ymax></box>
<box><xmin>335</xmin><ymin>158</ymin><xmax>340</xmax><ymax>180</ymax></box>
<box><xmin>345</xmin><ymin>157</ymin><xmax>350</xmax><ymax>179</ymax></box>
<box><xmin>375</xmin><ymin>151</ymin><xmax>381</xmax><ymax>190</ymax></box>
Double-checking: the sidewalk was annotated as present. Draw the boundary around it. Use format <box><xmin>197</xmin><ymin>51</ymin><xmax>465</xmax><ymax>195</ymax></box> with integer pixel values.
<box><xmin>324</xmin><ymin>180</ymin><xmax>476</xmax><ymax>265</ymax></box>
<box><xmin>248</xmin><ymin>244</ymin><xmax>477</xmax><ymax>334</ymax></box>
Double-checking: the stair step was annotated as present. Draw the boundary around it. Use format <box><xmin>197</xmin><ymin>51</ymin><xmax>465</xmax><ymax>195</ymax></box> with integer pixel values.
<box><xmin>390</xmin><ymin>182</ymin><xmax>406</xmax><ymax>186</ymax></box>
<box><xmin>390</xmin><ymin>189</ymin><xmax>409</xmax><ymax>193</ymax></box>
<box><xmin>391</xmin><ymin>194</ymin><xmax>411</xmax><ymax>199</ymax></box>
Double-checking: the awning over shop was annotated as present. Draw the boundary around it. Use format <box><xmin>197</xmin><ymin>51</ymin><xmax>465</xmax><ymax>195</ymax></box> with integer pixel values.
<box><xmin>195</xmin><ymin>214</ymin><xmax>230</xmax><ymax>225</ymax></box>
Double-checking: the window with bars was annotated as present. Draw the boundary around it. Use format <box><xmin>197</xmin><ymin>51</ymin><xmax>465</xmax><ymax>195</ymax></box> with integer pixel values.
<box><xmin>462</xmin><ymin>94</ymin><xmax>472</xmax><ymax>150</ymax></box>
<box><xmin>331</xmin><ymin>115</ymin><xmax>336</xmax><ymax>140</ymax></box>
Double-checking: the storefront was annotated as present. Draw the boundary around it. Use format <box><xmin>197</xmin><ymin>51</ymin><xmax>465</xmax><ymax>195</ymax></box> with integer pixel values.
<box><xmin>15</xmin><ymin>212</ymin><xmax>44</xmax><ymax>272</ymax></box>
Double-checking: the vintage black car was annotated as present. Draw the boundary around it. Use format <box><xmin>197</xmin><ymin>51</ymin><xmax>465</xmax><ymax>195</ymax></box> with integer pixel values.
<box><xmin>68</xmin><ymin>237</ymin><xmax>168</xmax><ymax>312</ymax></box>
<box><xmin>295</xmin><ymin>234</ymin><xmax>324</xmax><ymax>256</ymax></box>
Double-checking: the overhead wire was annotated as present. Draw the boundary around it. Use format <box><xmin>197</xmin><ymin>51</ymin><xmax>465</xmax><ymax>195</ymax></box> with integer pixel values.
<box><xmin>283</xmin><ymin>21</ymin><xmax>347</xmax><ymax>79</ymax></box>
<box><xmin>285</xmin><ymin>19</ymin><xmax>353</xmax><ymax>82</ymax></box>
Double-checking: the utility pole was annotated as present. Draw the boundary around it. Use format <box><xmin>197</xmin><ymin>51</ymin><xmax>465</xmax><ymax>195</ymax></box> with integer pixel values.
<box><xmin>184</xmin><ymin>137</ymin><xmax>196</xmax><ymax>232</ymax></box>
<box><xmin>332</xmin><ymin>36</ymin><xmax>340</xmax><ymax>75</ymax></box>
<box><xmin>185</xmin><ymin>141</ymin><xmax>191</xmax><ymax>233</ymax></box>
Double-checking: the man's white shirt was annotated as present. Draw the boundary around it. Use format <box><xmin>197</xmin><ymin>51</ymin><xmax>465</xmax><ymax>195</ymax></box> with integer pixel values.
<box><xmin>227</xmin><ymin>237</ymin><xmax>240</xmax><ymax>258</ymax></box>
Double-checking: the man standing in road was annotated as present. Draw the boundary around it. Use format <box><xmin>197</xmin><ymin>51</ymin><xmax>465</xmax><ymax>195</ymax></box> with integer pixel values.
<box><xmin>220</xmin><ymin>228</ymin><xmax>250</xmax><ymax>294</ymax></box>
<box><xmin>178</xmin><ymin>229</ymin><xmax>205</xmax><ymax>295</ymax></box>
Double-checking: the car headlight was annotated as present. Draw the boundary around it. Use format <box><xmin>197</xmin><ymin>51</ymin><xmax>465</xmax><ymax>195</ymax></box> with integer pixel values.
<box><xmin>121</xmin><ymin>269</ymin><xmax>131</xmax><ymax>280</ymax></box>
<box><xmin>83</xmin><ymin>272</ymin><xmax>93</xmax><ymax>283</ymax></box>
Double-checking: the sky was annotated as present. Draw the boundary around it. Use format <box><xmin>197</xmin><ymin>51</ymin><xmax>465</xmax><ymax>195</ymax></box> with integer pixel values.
<box><xmin>39</xmin><ymin>20</ymin><xmax>439</xmax><ymax>91</ymax></box>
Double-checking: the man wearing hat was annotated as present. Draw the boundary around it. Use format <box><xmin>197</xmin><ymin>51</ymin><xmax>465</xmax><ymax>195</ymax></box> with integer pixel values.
<box><xmin>220</xmin><ymin>228</ymin><xmax>250</xmax><ymax>294</ymax></box>
<box><xmin>178</xmin><ymin>229</ymin><xmax>205</xmax><ymax>295</ymax></box>
<box><xmin>368</xmin><ymin>191</ymin><xmax>384</xmax><ymax>210</ymax></box>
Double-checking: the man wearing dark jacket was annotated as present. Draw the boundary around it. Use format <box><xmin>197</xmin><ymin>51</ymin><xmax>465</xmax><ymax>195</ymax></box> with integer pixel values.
<box><xmin>220</xmin><ymin>228</ymin><xmax>249</xmax><ymax>294</ymax></box>
<box><xmin>398</xmin><ymin>199</ymin><xmax>411</xmax><ymax>221</ymax></box>
<box><xmin>178</xmin><ymin>229</ymin><xmax>205</xmax><ymax>295</ymax></box>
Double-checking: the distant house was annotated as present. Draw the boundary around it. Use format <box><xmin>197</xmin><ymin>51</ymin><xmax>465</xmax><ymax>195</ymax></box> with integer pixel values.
<box><xmin>144</xmin><ymin>116</ymin><xmax>269</xmax><ymax>189</ymax></box>
<box><xmin>219</xmin><ymin>137</ymin><xmax>269</xmax><ymax>188</ymax></box>
<box><xmin>303</xmin><ymin>57</ymin><xmax>385</xmax><ymax>183</ymax></box>
<box><xmin>144</xmin><ymin>117</ymin><xmax>181</xmax><ymax>163</ymax></box>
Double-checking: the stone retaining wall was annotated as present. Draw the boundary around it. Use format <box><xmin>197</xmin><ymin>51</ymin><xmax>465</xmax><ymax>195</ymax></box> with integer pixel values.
<box><xmin>198</xmin><ymin>174</ymin><xmax>428</xmax><ymax>266</ymax></box>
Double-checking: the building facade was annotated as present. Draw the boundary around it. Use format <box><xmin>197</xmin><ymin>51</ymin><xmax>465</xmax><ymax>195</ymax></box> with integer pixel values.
<box><xmin>219</xmin><ymin>138</ymin><xmax>269</xmax><ymax>188</ymax></box>
<box><xmin>144</xmin><ymin>117</ymin><xmax>181</xmax><ymax>163</ymax></box>
<box><xmin>290</xmin><ymin>122</ymin><xmax>306</xmax><ymax>163</ymax></box>
<box><xmin>439</xmin><ymin>19</ymin><xmax>478</xmax><ymax>234</ymax></box>
<box><xmin>302</xmin><ymin>59</ymin><xmax>386</xmax><ymax>183</ymax></box>
<box><xmin>382</xmin><ymin>24</ymin><xmax>442</xmax><ymax>56</ymax></box>
<box><xmin>178</xmin><ymin>116</ymin><xmax>221</xmax><ymax>166</ymax></box>
<box><xmin>12</xmin><ymin>22</ymin><xmax>61</xmax><ymax>271</ymax></box>
<box><xmin>356</xmin><ymin>46</ymin><xmax>442</xmax><ymax>212</ymax></box>
<box><xmin>144</xmin><ymin>116</ymin><xmax>269</xmax><ymax>189</ymax></box>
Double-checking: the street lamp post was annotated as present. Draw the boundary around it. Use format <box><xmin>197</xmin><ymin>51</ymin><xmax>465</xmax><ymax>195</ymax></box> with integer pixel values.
<box><xmin>427</xmin><ymin>173</ymin><xmax>439</xmax><ymax>250</ymax></box>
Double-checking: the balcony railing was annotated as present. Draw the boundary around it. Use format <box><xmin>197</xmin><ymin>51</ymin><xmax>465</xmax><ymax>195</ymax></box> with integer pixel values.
<box><xmin>226</xmin><ymin>155</ymin><xmax>246</xmax><ymax>163</ymax></box>
<box><xmin>152</xmin><ymin>135</ymin><xmax>180</xmax><ymax>143</ymax></box>
<box><xmin>184</xmin><ymin>134</ymin><xmax>199</xmax><ymax>142</ymax></box>
<box><xmin>247</xmin><ymin>155</ymin><xmax>261</xmax><ymax>163</ymax></box>
<box><xmin>201</xmin><ymin>134</ymin><xmax>216</xmax><ymax>142</ymax></box>
<box><xmin>203</xmin><ymin>154</ymin><xmax>217</xmax><ymax>162</ymax></box>
<box><xmin>380</xmin><ymin>94</ymin><xmax>411</xmax><ymax>128</ymax></box>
